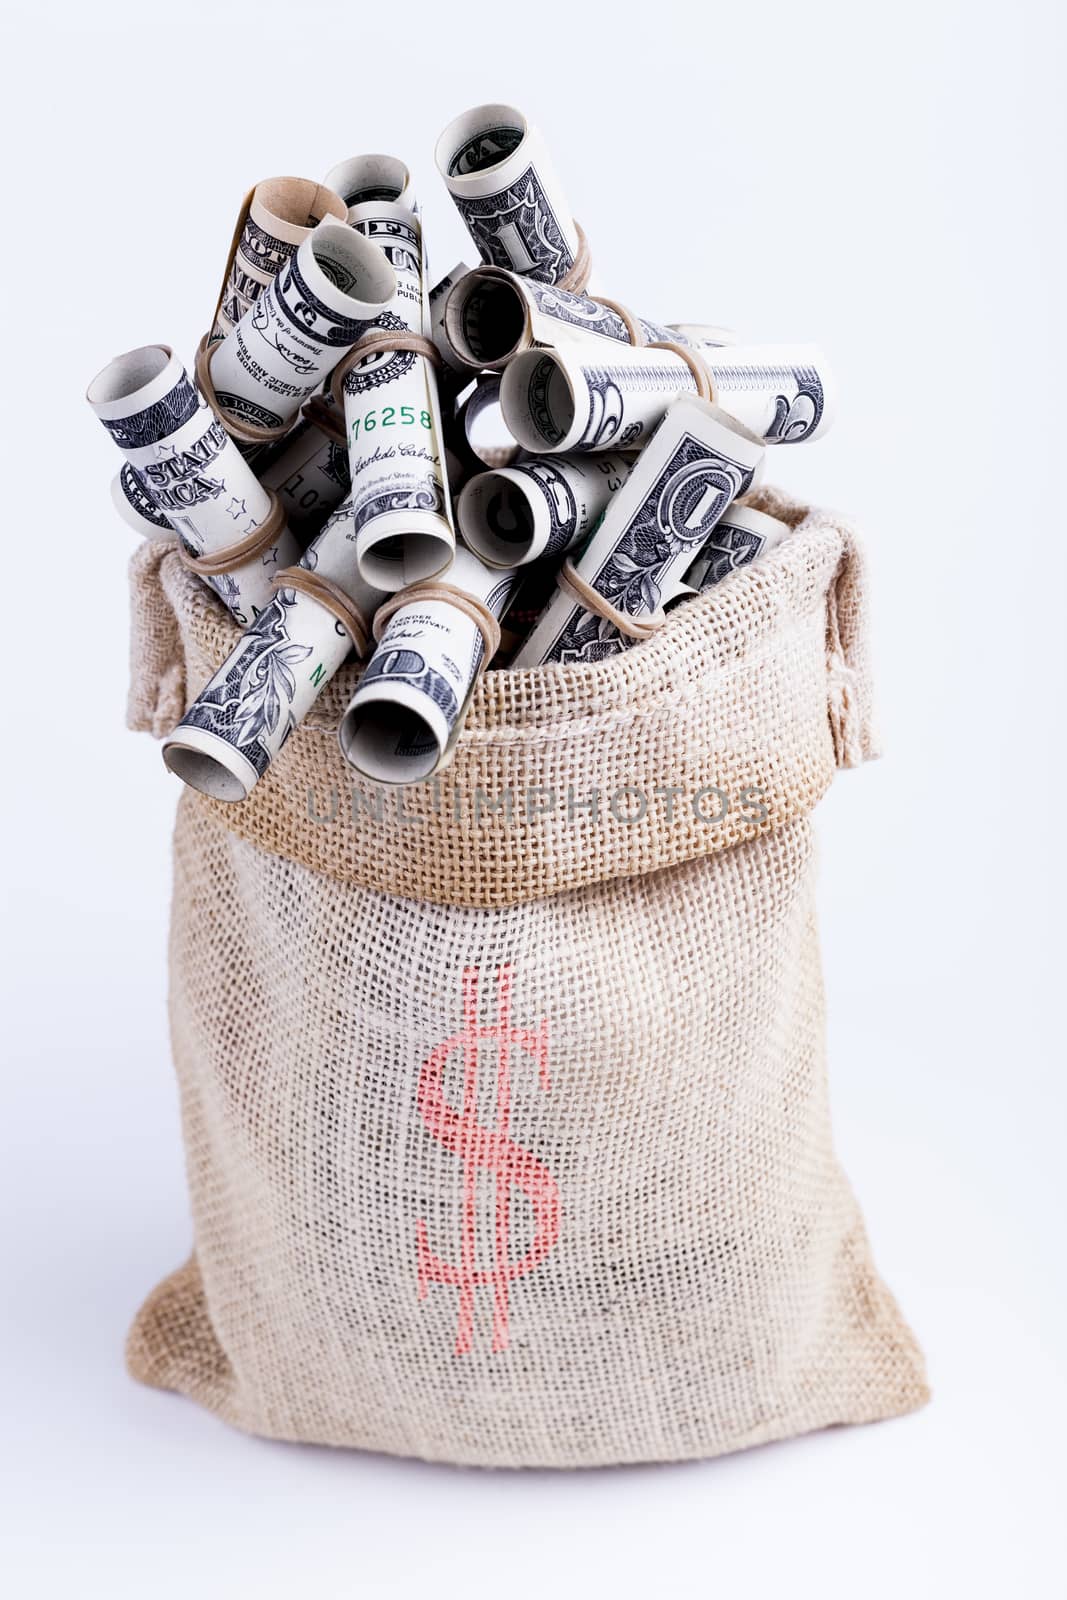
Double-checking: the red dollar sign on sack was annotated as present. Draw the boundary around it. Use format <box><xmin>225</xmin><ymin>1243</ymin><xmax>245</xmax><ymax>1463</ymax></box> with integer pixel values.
<box><xmin>416</xmin><ymin>964</ymin><xmax>560</xmax><ymax>1355</ymax></box>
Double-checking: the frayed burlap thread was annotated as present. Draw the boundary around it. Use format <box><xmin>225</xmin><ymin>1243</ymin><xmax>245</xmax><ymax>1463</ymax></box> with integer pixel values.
<box><xmin>125</xmin><ymin>488</ymin><xmax>928</xmax><ymax>1467</ymax></box>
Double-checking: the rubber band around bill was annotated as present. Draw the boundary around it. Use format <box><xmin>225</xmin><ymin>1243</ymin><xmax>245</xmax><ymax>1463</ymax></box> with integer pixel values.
<box><xmin>372</xmin><ymin>581</ymin><xmax>501</xmax><ymax>665</ymax></box>
<box><xmin>556</xmin><ymin>557</ymin><xmax>666</xmax><ymax>642</ymax></box>
<box><xmin>271</xmin><ymin>565</ymin><xmax>371</xmax><ymax>658</ymax></box>
<box><xmin>177</xmin><ymin>488</ymin><xmax>287</xmax><ymax>578</ymax></box>
<box><xmin>195</xmin><ymin>334</ymin><xmax>292</xmax><ymax>447</ymax></box>
<box><xmin>329</xmin><ymin>330</ymin><xmax>442</xmax><ymax>410</ymax></box>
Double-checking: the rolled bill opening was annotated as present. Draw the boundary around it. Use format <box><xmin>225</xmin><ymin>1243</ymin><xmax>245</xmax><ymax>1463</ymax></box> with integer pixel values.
<box><xmin>357</xmin><ymin>530</ymin><xmax>454</xmax><ymax>592</ymax></box>
<box><xmin>499</xmin><ymin>349</ymin><xmax>577</xmax><ymax>452</ymax></box>
<box><xmin>307</xmin><ymin>219</ymin><xmax>396</xmax><ymax>308</ymax></box>
<box><xmin>339</xmin><ymin>696</ymin><xmax>442</xmax><ymax>785</ymax></box>
<box><xmin>436</xmin><ymin>103</ymin><xmax>530</xmax><ymax>183</ymax></box>
<box><xmin>458</xmin><ymin>470</ymin><xmax>542</xmax><ymax>566</ymax></box>
<box><xmin>323</xmin><ymin>154</ymin><xmax>412</xmax><ymax>211</ymax></box>
<box><xmin>255</xmin><ymin>176</ymin><xmax>347</xmax><ymax>230</ymax></box>
<box><xmin>444</xmin><ymin>268</ymin><xmax>527</xmax><ymax>367</ymax></box>
<box><xmin>161</xmin><ymin>728</ymin><xmax>258</xmax><ymax>804</ymax></box>
<box><xmin>87</xmin><ymin>342</ymin><xmax>172</xmax><ymax>409</ymax></box>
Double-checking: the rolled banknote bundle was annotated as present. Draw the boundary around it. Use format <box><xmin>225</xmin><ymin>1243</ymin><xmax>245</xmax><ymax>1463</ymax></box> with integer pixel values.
<box><xmin>111</xmin><ymin>463</ymin><xmax>175</xmax><ymax>541</ymax></box>
<box><xmin>209</xmin><ymin>177</ymin><xmax>347</xmax><ymax>345</ymax></box>
<box><xmin>501</xmin><ymin>341</ymin><xmax>834</xmax><ymax>455</ymax></box>
<box><xmin>458</xmin><ymin>451</ymin><xmax>632</xmax><ymax>568</ymax></box>
<box><xmin>435</xmin><ymin>104</ymin><xmax>583</xmax><ymax>287</ymax></box>
<box><xmin>323</xmin><ymin>154</ymin><xmax>414</xmax><ymax>215</ymax></box>
<box><xmin>204</xmin><ymin>219</ymin><xmax>396</xmax><ymax>440</ymax></box>
<box><xmin>330</xmin><ymin>201</ymin><xmax>456</xmax><ymax>591</ymax></box>
<box><xmin>339</xmin><ymin>544</ymin><xmax>517</xmax><ymax>784</ymax></box>
<box><xmin>256</xmin><ymin>406</ymin><xmax>351</xmax><ymax>538</ymax></box>
<box><xmin>162</xmin><ymin>491</ymin><xmax>387</xmax><ymax>802</ymax></box>
<box><xmin>87</xmin><ymin>344</ymin><xmax>300</xmax><ymax>623</ymax></box>
<box><xmin>249</xmin><ymin>259</ymin><xmax>471</xmax><ymax>540</ymax></box>
<box><xmin>685</xmin><ymin>502</ymin><xmax>792</xmax><ymax>592</ymax></box>
<box><xmin>89</xmin><ymin>107</ymin><xmax>846</xmax><ymax>803</ymax></box>
<box><xmin>512</xmin><ymin>396</ymin><xmax>765</xmax><ymax>667</ymax></box>
<box><xmin>444</xmin><ymin>266</ymin><xmax>729</xmax><ymax>371</ymax></box>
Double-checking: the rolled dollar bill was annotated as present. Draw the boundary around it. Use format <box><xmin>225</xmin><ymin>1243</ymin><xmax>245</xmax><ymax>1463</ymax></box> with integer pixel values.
<box><xmin>444</xmin><ymin>266</ymin><xmax>726</xmax><ymax>371</ymax></box>
<box><xmin>206</xmin><ymin>219</ymin><xmax>396</xmax><ymax>436</ymax></box>
<box><xmin>501</xmin><ymin>342</ymin><xmax>834</xmax><ymax>455</ymax></box>
<box><xmin>512</xmin><ymin>397</ymin><xmax>764</xmax><ymax>667</ymax></box>
<box><xmin>435</xmin><ymin>104</ymin><xmax>580</xmax><ymax>285</ymax></box>
<box><xmin>111</xmin><ymin>463</ymin><xmax>175</xmax><ymax>541</ymax></box>
<box><xmin>251</xmin><ymin>260</ymin><xmax>469</xmax><ymax>539</ymax></box>
<box><xmin>339</xmin><ymin>545</ymin><xmax>517</xmax><ymax>784</ymax></box>
<box><xmin>458</xmin><ymin>452</ymin><xmax>632</xmax><ymax>568</ymax></box>
<box><xmin>323</xmin><ymin>154</ymin><xmax>414</xmax><ymax>214</ymax></box>
<box><xmin>334</xmin><ymin>202</ymin><xmax>455</xmax><ymax>591</ymax></box>
<box><xmin>210</xmin><ymin>177</ymin><xmax>347</xmax><ymax>344</ymax></box>
<box><xmin>707</xmin><ymin>347</ymin><xmax>833</xmax><ymax>442</ymax></box>
<box><xmin>162</xmin><ymin>491</ymin><xmax>387</xmax><ymax>802</ymax></box>
<box><xmin>256</xmin><ymin>408</ymin><xmax>351</xmax><ymax>537</ymax></box>
<box><xmin>686</xmin><ymin>503</ymin><xmax>792</xmax><ymax>591</ymax></box>
<box><xmin>87</xmin><ymin>345</ymin><xmax>300</xmax><ymax>623</ymax></box>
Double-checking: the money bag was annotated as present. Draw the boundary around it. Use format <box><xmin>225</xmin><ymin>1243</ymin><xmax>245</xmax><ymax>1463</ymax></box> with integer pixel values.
<box><xmin>124</xmin><ymin>485</ymin><xmax>927</xmax><ymax>1468</ymax></box>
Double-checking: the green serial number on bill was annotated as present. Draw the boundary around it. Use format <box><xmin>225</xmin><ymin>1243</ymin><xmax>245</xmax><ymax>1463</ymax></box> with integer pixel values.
<box><xmin>349</xmin><ymin>406</ymin><xmax>432</xmax><ymax>441</ymax></box>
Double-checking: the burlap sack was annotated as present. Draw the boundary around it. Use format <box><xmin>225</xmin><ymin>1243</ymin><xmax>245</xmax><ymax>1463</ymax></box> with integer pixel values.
<box><xmin>124</xmin><ymin>487</ymin><xmax>928</xmax><ymax>1468</ymax></box>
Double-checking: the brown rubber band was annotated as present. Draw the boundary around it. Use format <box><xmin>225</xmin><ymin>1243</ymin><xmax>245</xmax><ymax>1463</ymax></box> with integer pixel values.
<box><xmin>195</xmin><ymin>334</ymin><xmax>292</xmax><ymax>447</ymax></box>
<box><xmin>372</xmin><ymin>580</ymin><xmax>501</xmax><ymax>666</ymax></box>
<box><xmin>207</xmin><ymin>180</ymin><xmax>347</xmax><ymax>340</ymax></box>
<box><xmin>592</xmin><ymin>294</ymin><xmax>645</xmax><ymax>348</ymax></box>
<box><xmin>302</xmin><ymin>393</ymin><xmax>347</xmax><ymax>444</ymax></box>
<box><xmin>648</xmin><ymin>339</ymin><xmax>715</xmax><ymax>402</ymax></box>
<box><xmin>556</xmin><ymin>221</ymin><xmax>592</xmax><ymax>295</ymax></box>
<box><xmin>208</xmin><ymin>185</ymin><xmax>256</xmax><ymax>334</ymax></box>
<box><xmin>329</xmin><ymin>330</ymin><xmax>442</xmax><ymax>410</ymax></box>
<box><xmin>271</xmin><ymin>565</ymin><xmax>371</xmax><ymax>658</ymax></box>
<box><xmin>177</xmin><ymin>488</ymin><xmax>287</xmax><ymax>578</ymax></box>
<box><xmin>556</xmin><ymin>557</ymin><xmax>665</xmax><ymax>642</ymax></box>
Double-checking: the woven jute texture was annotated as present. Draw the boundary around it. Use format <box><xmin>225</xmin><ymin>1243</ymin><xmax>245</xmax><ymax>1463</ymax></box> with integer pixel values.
<box><xmin>128</xmin><ymin>489</ymin><xmax>877</xmax><ymax>907</ymax></box>
<box><xmin>125</xmin><ymin>489</ymin><xmax>928</xmax><ymax>1467</ymax></box>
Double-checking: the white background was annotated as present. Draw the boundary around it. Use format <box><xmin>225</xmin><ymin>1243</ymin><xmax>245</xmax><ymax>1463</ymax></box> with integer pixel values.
<box><xmin>2</xmin><ymin>1</ymin><xmax>1064</xmax><ymax>1595</ymax></box>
